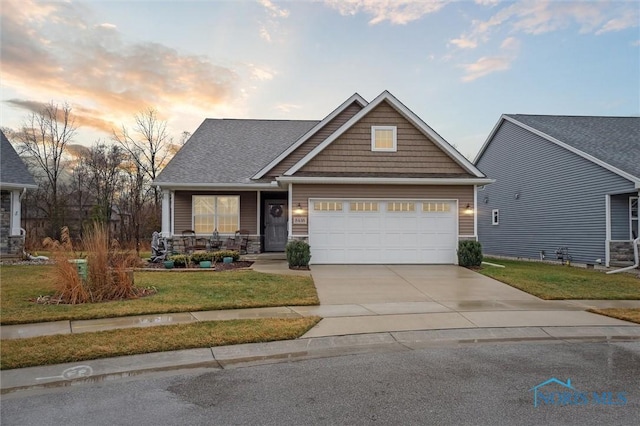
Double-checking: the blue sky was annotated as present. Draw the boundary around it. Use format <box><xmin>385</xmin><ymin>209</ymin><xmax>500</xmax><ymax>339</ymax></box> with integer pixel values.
<box><xmin>1</xmin><ymin>0</ymin><xmax>638</xmax><ymax>159</ymax></box>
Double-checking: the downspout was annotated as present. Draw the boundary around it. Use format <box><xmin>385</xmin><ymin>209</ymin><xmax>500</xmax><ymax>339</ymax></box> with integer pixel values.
<box><xmin>20</xmin><ymin>187</ymin><xmax>27</xmax><ymax>200</ymax></box>
<box><xmin>606</xmin><ymin>237</ymin><xmax>639</xmax><ymax>274</ymax></box>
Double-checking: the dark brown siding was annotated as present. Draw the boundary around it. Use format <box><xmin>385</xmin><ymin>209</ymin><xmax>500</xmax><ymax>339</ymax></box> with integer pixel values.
<box><xmin>299</xmin><ymin>101</ymin><xmax>467</xmax><ymax>175</ymax></box>
<box><xmin>291</xmin><ymin>184</ymin><xmax>474</xmax><ymax>235</ymax></box>
<box><xmin>265</xmin><ymin>102</ymin><xmax>363</xmax><ymax>178</ymax></box>
<box><xmin>173</xmin><ymin>191</ymin><xmax>258</xmax><ymax>234</ymax></box>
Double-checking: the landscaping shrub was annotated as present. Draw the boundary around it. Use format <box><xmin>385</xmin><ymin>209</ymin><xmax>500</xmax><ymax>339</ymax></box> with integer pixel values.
<box><xmin>212</xmin><ymin>250</ymin><xmax>240</xmax><ymax>262</ymax></box>
<box><xmin>170</xmin><ymin>254</ymin><xmax>189</xmax><ymax>267</ymax></box>
<box><xmin>286</xmin><ymin>240</ymin><xmax>311</xmax><ymax>267</ymax></box>
<box><xmin>190</xmin><ymin>252</ymin><xmax>214</xmax><ymax>263</ymax></box>
<box><xmin>458</xmin><ymin>240</ymin><xmax>483</xmax><ymax>267</ymax></box>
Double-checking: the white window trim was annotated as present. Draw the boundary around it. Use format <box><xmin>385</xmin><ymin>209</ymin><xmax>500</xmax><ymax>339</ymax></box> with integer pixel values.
<box><xmin>192</xmin><ymin>195</ymin><xmax>240</xmax><ymax>234</ymax></box>
<box><xmin>492</xmin><ymin>209</ymin><xmax>499</xmax><ymax>225</ymax></box>
<box><xmin>631</xmin><ymin>196</ymin><xmax>638</xmax><ymax>239</ymax></box>
<box><xmin>371</xmin><ymin>126</ymin><xmax>397</xmax><ymax>152</ymax></box>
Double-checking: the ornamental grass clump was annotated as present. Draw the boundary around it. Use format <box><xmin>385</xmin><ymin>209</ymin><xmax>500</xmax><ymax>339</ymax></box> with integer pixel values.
<box><xmin>43</xmin><ymin>227</ymin><xmax>89</xmax><ymax>305</ymax></box>
<box><xmin>42</xmin><ymin>223</ymin><xmax>149</xmax><ymax>304</ymax></box>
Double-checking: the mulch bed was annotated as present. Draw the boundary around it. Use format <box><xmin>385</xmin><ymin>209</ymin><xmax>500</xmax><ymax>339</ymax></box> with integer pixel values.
<box><xmin>141</xmin><ymin>261</ymin><xmax>254</xmax><ymax>271</ymax></box>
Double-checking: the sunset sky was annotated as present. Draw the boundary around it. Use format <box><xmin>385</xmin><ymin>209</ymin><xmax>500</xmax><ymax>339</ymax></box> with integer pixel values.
<box><xmin>1</xmin><ymin>0</ymin><xmax>638</xmax><ymax>159</ymax></box>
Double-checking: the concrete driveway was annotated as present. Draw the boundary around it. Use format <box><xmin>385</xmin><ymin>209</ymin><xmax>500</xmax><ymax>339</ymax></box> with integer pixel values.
<box><xmin>310</xmin><ymin>264</ymin><xmax>538</xmax><ymax>305</ymax></box>
<box><xmin>298</xmin><ymin>265</ymin><xmax>637</xmax><ymax>338</ymax></box>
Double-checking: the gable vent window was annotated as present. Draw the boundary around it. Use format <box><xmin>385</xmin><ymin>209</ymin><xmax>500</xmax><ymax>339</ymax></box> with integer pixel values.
<box><xmin>314</xmin><ymin>201</ymin><xmax>343</xmax><ymax>211</ymax></box>
<box><xmin>492</xmin><ymin>209</ymin><xmax>500</xmax><ymax>226</ymax></box>
<box><xmin>371</xmin><ymin>126</ymin><xmax>397</xmax><ymax>152</ymax></box>
<box><xmin>388</xmin><ymin>202</ymin><xmax>415</xmax><ymax>212</ymax></box>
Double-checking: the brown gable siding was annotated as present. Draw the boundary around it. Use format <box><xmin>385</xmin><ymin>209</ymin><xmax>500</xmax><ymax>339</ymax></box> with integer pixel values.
<box><xmin>291</xmin><ymin>184</ymin><xmax>474</xmax><ymax>235</ymax></box>
<box><xmin>299</xmin><ymin>101</ymin><xmax>467</xmax><ymax>175</ymax></box>
<box><xmin>173</xmin><ymin>190</ymin><xmax>258</xmax><ymax>234</ymax></box>
<box><xmin>264</xmin><ymin>102</ymin><xmax>363</xmax><ymax>179</ymax></box>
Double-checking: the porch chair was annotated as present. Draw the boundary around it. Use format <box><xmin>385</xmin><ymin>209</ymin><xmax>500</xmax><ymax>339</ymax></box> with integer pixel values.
<box><xmin>181</xmin><ymin>230</ymin><xmax>196</xmax><ymax>254</ymax></box>
<box><xmin>225</xmin><ymin>229</ymin><xmax>250</xmax><ymax>254</ymax></box>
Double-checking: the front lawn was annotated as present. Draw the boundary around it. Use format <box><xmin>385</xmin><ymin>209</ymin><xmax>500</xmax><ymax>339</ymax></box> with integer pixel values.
<box><xmin>0</xmin><ymin>317</ymin><xmax>320</xmax><ymax>370</ymax></box>
<box><xmin>0</xmin><ymin>265</ymin><xmax>319</xmax><ymax>324</ymax></box>
<box><xmin>588</xmin><ymin>308</ymin><xmax>640</xmax><ymax>325</ymax></box>
<box><xmin>479</xmin><ymin>258</ymin><xmax>640</xmax><ymax>300</ymax></box>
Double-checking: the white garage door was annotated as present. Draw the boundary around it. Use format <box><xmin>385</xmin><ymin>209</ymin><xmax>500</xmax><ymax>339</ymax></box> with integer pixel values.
<box><xmin>308</xmin><ymin>199</ymin><xmax>458</xmax><ymax>264</ymax></box>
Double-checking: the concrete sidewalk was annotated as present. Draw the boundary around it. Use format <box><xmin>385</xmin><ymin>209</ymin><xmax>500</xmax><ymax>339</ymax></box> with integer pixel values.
<box><xmin>3</xmin><ymin>299</ymin><xmax>639</xmax><ymax>340</ymax></box>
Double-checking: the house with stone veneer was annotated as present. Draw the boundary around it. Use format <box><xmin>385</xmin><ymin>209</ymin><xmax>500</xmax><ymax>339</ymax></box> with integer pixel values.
<box><xmin>1</xmin><ymin>130</ymin><xmax>37</xmax><ymax>256</ymax></box>
<box><xmin>154</xmin><ymin>91</ymin><xmax>492</xmax><ymax>264</ymax></box>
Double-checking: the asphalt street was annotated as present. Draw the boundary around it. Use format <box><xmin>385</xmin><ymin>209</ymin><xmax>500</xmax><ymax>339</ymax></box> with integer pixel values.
<box><xmin>3</xmin><ymin>340</ymin><xmax>639</xmax><ymax>425</ymax></box>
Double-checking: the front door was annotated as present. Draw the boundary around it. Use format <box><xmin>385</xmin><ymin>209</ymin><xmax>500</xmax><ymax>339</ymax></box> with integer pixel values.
<box><xmin>264</xmin><ymin>200</ymin><xmax>288</xmax><ymax>251</ymax></box>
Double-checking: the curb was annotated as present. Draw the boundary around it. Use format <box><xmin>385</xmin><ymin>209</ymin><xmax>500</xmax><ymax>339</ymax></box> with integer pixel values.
<box><xmin>2</xmin><ymin>326</ymin><xmax>639</xmax><ymax>394</ymax></box>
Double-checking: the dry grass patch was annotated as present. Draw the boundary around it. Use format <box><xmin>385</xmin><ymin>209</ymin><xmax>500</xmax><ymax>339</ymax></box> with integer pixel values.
<box><xmin>1</xmin><ymin>317</ymin><xmax>320</xmax><ymax>370</ymax></box>
<box><xmin>588</xmin><ymin>308</ymin><xmax>640</xmax><ymax>324</ymax></box>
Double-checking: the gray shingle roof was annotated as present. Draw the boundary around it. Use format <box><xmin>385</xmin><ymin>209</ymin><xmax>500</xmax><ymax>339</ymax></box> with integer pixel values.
<box><xmin>506</xmin><ymin>115</ymin><xmax>640</xmax><ymax>179</ymax></box>
<box><xmin>155</xmin><ymin>119</ymin><xmax>319</xmax><ymax>184</ymax></box>
<box><xmin>1</xmin><ymin>130</ymin><xmax>37</xmax><ymax>187</ymax></box>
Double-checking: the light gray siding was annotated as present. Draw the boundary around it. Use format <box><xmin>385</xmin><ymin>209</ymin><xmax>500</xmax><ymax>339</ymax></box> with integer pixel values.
<box><xmin>476</xmin><ymin>120</ymin><xmax>636</xmax><ymax>264</ymax></box>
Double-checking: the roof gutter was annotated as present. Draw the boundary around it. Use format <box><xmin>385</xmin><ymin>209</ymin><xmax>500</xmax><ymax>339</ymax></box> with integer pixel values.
<box><xmin>276</xmin><ymin>176</ymin><xmax>495</xmax><ymax>185</ymax></box>
<box><xmin>154</xmin><ymin>181</ymin><xmax>280</xmax><ymax>190</ymax></box>
<box><xmin>0</xmin><ymin>182</ymin><xmax>38</xmax><ymax>190</ymax></box>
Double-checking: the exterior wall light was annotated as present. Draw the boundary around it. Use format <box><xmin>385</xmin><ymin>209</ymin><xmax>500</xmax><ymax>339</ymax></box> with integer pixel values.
<box><xmin>294</xmin><ymin>203</ymin><xmax>304</xmax><ymax>215</ymax></box>
<box><xmin>464</xmin><ymin>203</ymin><xmax>474</xmax><ymax>215</ymax></box>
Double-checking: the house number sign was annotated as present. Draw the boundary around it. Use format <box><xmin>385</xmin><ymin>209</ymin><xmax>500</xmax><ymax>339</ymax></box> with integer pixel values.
<box><xmin>293</xmin><ymin>216</ymin><xmax>307</xmax><ymax>225</ymax></box>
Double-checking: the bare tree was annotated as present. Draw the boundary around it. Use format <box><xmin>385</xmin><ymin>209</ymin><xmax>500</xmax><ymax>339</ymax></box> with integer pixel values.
<box><xmin>75</xmin><ymin>142</ymin><xmax>125</xmax><ymax>227</ymax></box>
<box><xmin>15</xmin><ymin>102</ymin><xmax>77</xmax><ymax>239</ymax></box>
<box><xmin>112</xmin><ymin>108</ymin><xmax>171</xmax><ymax>215</ymax></box>
<box><xmin>116</xmin><ymin>149</ymin><xmax>151</xmax><ymax>254</ymax></box>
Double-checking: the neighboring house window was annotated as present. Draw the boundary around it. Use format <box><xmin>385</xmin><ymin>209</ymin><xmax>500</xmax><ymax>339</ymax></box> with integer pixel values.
<box><xmin>350</xmin><ymin>202</ymin><xmax>378</xmax><ymax>212</ymax></box>
<box><xmin>492</xmin><ymin>209</ymin><xmax>499</xmax><ymax>225</ymax></box>
<box><xmin>314</xmin><ymin>201</ymin><xmax>343</xmax><ymax>211</ymax></box>
<box><xmin>371</xmin><ymin>126</ymin><xmax>397</xmax><ymax>152</ymax></box>
<box><xmin>631</xmin><ymin>197</ymin><xmax>638</xmax><ymax>239</ymax></box>
<box><xmin>388</xmin><ymin>202</ymin><xmax>415</xmax><ymax>212</ymax></box>
<box><xmin>193</xmin><ymin>196</ymin><xmax>239</xmax><ymax>233</ymax></box>
<box><xmin>422</xmin><ymin>202</ymin><xmax>450</xmax><ymax>213</ymax></box>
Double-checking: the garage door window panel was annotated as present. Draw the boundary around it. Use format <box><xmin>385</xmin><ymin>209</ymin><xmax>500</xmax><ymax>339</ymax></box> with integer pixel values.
<box><xmin>388</xmin><ymin>202</ymin><xmax>415</xmax><ymax>212</ymax></box>
<box><xmin>314</xmin><ymin>201</ymin><xmax>343</xmax><ymax>211</ymax></box>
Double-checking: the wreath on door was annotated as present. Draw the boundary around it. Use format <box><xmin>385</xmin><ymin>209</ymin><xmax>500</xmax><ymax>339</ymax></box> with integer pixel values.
<box><xmin>270</xmin><ymin>205</ymin><xmax>283</xmax><ymax>218</ymax></box>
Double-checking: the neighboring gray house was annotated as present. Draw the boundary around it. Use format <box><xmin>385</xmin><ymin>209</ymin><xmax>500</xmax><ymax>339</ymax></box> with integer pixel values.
<box><xmin>474</xmin><ymin>115</ymin><xmax>639</xmax><ymax>267</ymax></box>
<box><xmin>0</xmin><ymin>130</ymin><xmax>37</xmax><ymax>256</ymax></box>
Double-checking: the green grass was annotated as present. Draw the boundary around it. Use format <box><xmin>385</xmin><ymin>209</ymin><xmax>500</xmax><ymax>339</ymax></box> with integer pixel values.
<box><xmin>0</xmin><ymin>317</ymin><xmax>321</xmax><ymax>370</ymax></box>
<box><xmin>479</xmin><ymin>258</ymin><xmax>640</xmax><ymax>300</ymax></box>
<box><xmin>588</xmin><ymin>308</ymin><xmax>640</xmax><ymax>325</ymax></box>
<box><xmin>0</xmin><ymin>265</ymin><xmax>319</xmax><ymax>325</ymax></box>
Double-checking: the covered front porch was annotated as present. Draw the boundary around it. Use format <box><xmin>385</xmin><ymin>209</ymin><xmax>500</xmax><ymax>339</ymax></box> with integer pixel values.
<box><xmin>158</xmin><ymin>186</ymin><xmax>292</xmax><ymax>255</ymax></box>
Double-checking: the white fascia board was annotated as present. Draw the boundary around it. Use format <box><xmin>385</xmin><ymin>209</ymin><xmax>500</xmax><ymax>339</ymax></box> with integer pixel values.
<box><xmin>277</xmin><ymin>176</ymin><xmax>495</xmax><ymax>185</ymax></box>
<box><xmin>284</xmin><ymin>90</ymin><xmax>485</xmax><ymax>178</ymax></box>
<box><xmin>503</xmin><ymin>115</ymin><xmax>640</xmax><ymax>186</ymax></box>
<box><xmin>154</xmin><ymin>182</ymin><xmax>280</xmax><ymax>190</ymax></box>
<box><xmin>252</xmin><ymin>93</ymin><xmax>368</xmax><ymax>179</ymax></box>
<box><xmin>0</xmin><ymin>182</ymin><xmax>38</xmax><ymax>190</ymax></box>
<box><xmin>473</xmin><ymin>115</ymin><xmax>506</xmax><ymax>164</ymax></box>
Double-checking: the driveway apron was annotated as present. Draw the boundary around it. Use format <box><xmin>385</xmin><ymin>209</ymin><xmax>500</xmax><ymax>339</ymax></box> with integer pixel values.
<box><xmin>303</xmin><ymin>265</ymin><xmax>637</xmax><ymax>338</ymax></box>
